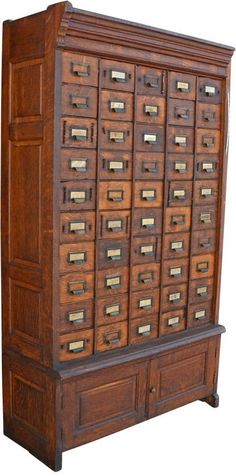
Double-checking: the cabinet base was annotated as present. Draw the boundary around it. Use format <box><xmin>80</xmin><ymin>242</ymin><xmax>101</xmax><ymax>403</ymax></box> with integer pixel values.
<box><xmin>201</xmin><ymin>392</ymin><xmax>220</xmax><ymax>408</ymax></box>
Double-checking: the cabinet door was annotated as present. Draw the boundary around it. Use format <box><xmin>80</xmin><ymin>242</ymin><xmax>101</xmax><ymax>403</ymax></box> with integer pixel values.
<box><xmin>63</xmin><ymin>361</ymin><xmax>148</xmax><ymax>450</ymax></box>
<box><xmin>148</xmin><ymin>338</ymin><xmax>217</xmax><ymax>418</ymax></box>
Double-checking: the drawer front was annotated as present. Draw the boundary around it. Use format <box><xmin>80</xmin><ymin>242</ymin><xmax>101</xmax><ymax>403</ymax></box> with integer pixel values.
<box><xmin>165</xmin><ymin>207</ymin><xmax>191</xmax><ymax>233</ymax></box>
<box><xmin>61</xmin><ymin>180</ymin><xmax>95</xmax><ymax>211</ymax></box>
<box><xmin>96</xmin><ymin>294</ymin><xmax>128</xmax><ymax>326</ymax></box>
<box><xmin>188</xmin><ymin>301</ymin><xmax>213</xmax><ymax>328</ymax></box>
<box><xmin>192</xmin><ymin>229</ymin><xmax>216</xmax><ymax>255</ymax></box>
<box><xmin>168</xmin><ymin>72</ymin><xmax>196</xmax><ymax>100</ymax></box>
<box><xmin>191</xmin><ymin>253</ymin><xmax>215</xmax><ymax>280</ymax></box>
<box><xmin>198</xmin><ymin>77</ymin><xmax>222</xmax><ymax>104</ymax></box>
<box><xmin>197</xmin><ymin>103</ymin><xmax>221</xmax><ymax>129</ymax></box>
<box><xmin>195</xmin><ymin>155</ymin><xmax>219</xmax><ymax>179</ymax></box>
<box><xmin>96</xmin><ymin>321</ymin><xmax>128</xmax><ymax>352</ymax></box>
<box><xmin>189</xmin><ymin>278</ymin><xmax>214</xmax><ymax>304</ymax></box>
<box><xmin>130</xmin><ymin>315</ymin><xmax>158</xmax><ymax>345</ymax></box>
<box><xmin>137</xmin><ymin>66</ymin><xmax>165</xmax><ymax>96</ymax></box>
<box><xmin>166</xmin><ymin>154</ymin><xmax>194</xmax><ymax>180</ymax></box>
<box><xmin>134</xmin><ymin>152</ymin><xmax>164</xmax><ymax>180</ymax></box>
<box><xmin>136</xmin><ymin>95</ymin><xmax>165</xmax><ymax>124</ymax></box>
<box><xmin>168</xmin><ymin>126</ymin><xmax>194</xmax><ymax>154</ymax></box>
<box><xmin>159</xmin><ymin>309</ymin><xmax>186</xmax><ymax>336</ymax></box>
<box><xmin>62</xmin><ymin>118</ymin><xmax>97</xmax><ymax>148</ymax></box>
<box><xmin>100</xmin><ymin>59</ymin><xmax>135</xmax><ymax>91</ymax></box>
<box><xmin>60</xmin><ymin>242</ymin><xmax>95</xmax><ymax>273</ymax></box>
<box><xmin>100</xmin><ymin>120</ymin><xmax>133</xmax><ymax>150</ymax></box>
<box><xmin>162</xmin><ymin>284</ymin><xmax>188</xmax><ymax>311</ymax></box>
<box><xmin>62</xmin><ymin>52</ymin><xmax>98</xmax><ymax>86</ymax></box>
<box><xmin>60</xmin><ymin>272</ymin><xmax>94</xmax><ymax>304</ymax></box>
<box><xmin>136</xmin><ymin>125</ymin><xmax>164</xmax><ymax>152</ymax></box>
<box><xmin>162</xmin><ymin>258</ymin><xmax>189</xmax><ymax>285</ymax></box>
<box><xmin>97</xmin><ymin>239</ymin><xmax>129</xmax><ymax>269</ymax></box>
<box><xmin>97</xmin><ymin>266</ymin><xmax>129</xmax><ymax>297</ymax></box>
<box><xmin>98</xmin><ymin>210</ymin><xmax>130</xmax><ymax>239</ymax></box>
<box><xmin>59</xmin><ymin>329</ymin><xmax>94</xmax><ymax>362</ymax></box>
<box><xmin>132</xmin><ymin>236</ymin><xmax>161</xmax><ymax>265</ymax></box>
<box><xmin>168</xmin><ymin>98</ymin><xmax>195</xmax><ymax>126</ymax></box>
<box><xmin>60</xmin><ymin>211</ymin><xmax>96</xmax><ymax>243</ymax></box>
<box><xmin>100</xmin><ymin>90</ymin><xmax>133</xmax><ymax>121</ymax></box>
<box><xmin>98</xmin><ymin>181</ymin><xmax>131</xmax><ymax>210</ymax></box>
<box><xmin>163</xmin><ymin>232</ymin><xmax>190</xmax><ymax>259</ymax></box>
<box><xmin>192</xmin><ymin>206</ymin><xmax>217</xmax><ymax>230</ymax></box>
<box><xmin>99</xmin><ymin>151</ymin><xmax>132</xmax><ymax>181</ymax></box>
<box><xmin>61</xmin><ymin>149</ymin><xmax>96</xmax><ymax>181</ymax></box>
<box><xmin>196</xmin><ymin>129</ymin><xmax>220</xmax><ymax>154</ymax></box>
<box><xmin>61</xmin><ymin>84</ymin><xmax>97</xmax><ymax>118</ymax></box>
<box><xmin>133</xmin><ymin>208</ymin><xmax>162</xmax><ymax>236</ymax></box>
<box><xmin>194</xmin><ymin>180</ymin><xmax>218</xmax><ymax>205</ymax></box>
<box><xmin>168</xmin><ymin>180</ymin><xmax>192</xmax><ymax>207</ymax></box>
<box><xmin>131</xmin><ymin>263</ymin><xmax>160</xmax><ymax>291</ymax></box>
<box><xmin>131</xmin><ymin>288</ymin><xmax>160</xmax><ymax>319</ymax></box>
<box><xmin>134</xmin><ymin>181</ymin><xmax>163</xmax><ymax>208</ymax></box>
<box><xmin>60</xmin><ymin>301</ymin><xmax>94</xmax><ymax>332</ymax></box>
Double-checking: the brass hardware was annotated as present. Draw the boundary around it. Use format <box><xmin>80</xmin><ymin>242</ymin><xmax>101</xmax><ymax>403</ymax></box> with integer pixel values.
<box><xmin>105</xmin><ymin>331</ymin><xmax>120</xmax><ymax>344</ymax></box>
<box><xmin>202</xmin><ymin>136</ymin><xmax>214</xmax><ymax>148</ymax></box>
<box><xmin>175</xmin><ymin>135</ymin><xmax>187</xmax><ymax>147</ymax></box>
<box><xmin>109</xmin><ymin>131</ymin><xmax>125</xmax><ymax>143</ymax></box>
<box><xmin>168</xmin><ymin>316</ymin><xmax>180</xmax><ymax>327</ymax></box>
<box><xmin>106</xmin><ymin>275</ymin><xmax>121</xmax><ymax>289</ymax></box>
<box><xmin>108</xmin><ymin>160</ymin><xmax>124</xmax><ymax>171</ymax></box>
<box><xmin>170</xmin><ymin>266</ymin><xmax>182</xmax><ymax>277</ymax></box>
<box><xmin>68</xmin><ymin>310</ymin><xmax>85</xmax><ymax>324</ymax></box>
<box><xmin>195</xmin><ymin>309</ymin><xmax>206</xmax><ymax>320</ymax></box>
<box><xmin>110</xmin><ymin>101</ymin><xmax>125</xmax><ymax>112</ymax></box>
<box><xmin>111</xmin><ymin>70</ymin><xmax>127</xmax><ymax>82</ymax></box>
<box><xmin>108</xmin><ymin>189</ymin><xmax>123</xmax><ymax>202</ymax></box>
<box><xmin>169</xmin><ymin>292</ymin><xmax>181</xmax><ymax>302</ymax></box>
<box><xmin>197</xmin><ymin>286</ymin><xmax>208</xmax><ymax>297</ymax></box>
<box><xmin>143</xmin><ymin>133</ymin><xmax>158</xmax><ymax>144</ymax></box>
<box><xmin>105</xmin><ymin>304</ymin><xmax>120</xmax><ymax>316</ymax></box>
<box><xmin>201</xmin><ymin>188</ymin><xmax>212</xmax><ymax>197</ymax></box>
<box><xmin>142</xmin><ymin>217</ymin><xmax>155</xmax><ymax>228</ymax></box>
<box><xmin>107</xmin><ymin>220</ymin><xmax>122</xmax><ymax>232</ymax></box>
<box><xmin>176</xmin><ymin>81</ymin><xmax>189</xmax><ymax>91</ymax></box>
<box><xmin>175</xmin><ymin>107</ymin><xmax>189</xmax><ymax>119</ymax></box>
<box><xmin>68</xmin><ymin>340</ymin><xmax>85</xmax><ymax>352</ymax></box>
<box><xmin>68</xmin><ymin>280</ymin><xmax>86</xmax><ymax>296</ymax></box>
<box><xmin>106</xmin><ymin>248</ymin><xmax>121</xmax><ymax>260</ymax></box>
<box><xmin>139</xmin><ymin>298</ymin><xmax>152</xmax><ymax>309</ymax></box>
<box><xmin>203</xmin><ymin>111</ymin><xmax>216</xmax><ymax>122</ymax></box>
<box><xmin>70</xmin><ymin>190</ymin><xmax>86</xmax><ymax>203</ymax></box>
<box><xmin>175</xmin><ymin>162</ymin><xmax>187</xmax><ymax>173</ymax></box>
<box><xmin>143</xmin><ymin>161</ymin><xmax>158</xmax><ymax>173</ymax></box>
<box><xmin>142</xmin><ymin>189</ymin><xmax>156</xmax><ymax>201</ymax></box>
<box><xmin>144</xmin><ymin>75</ymin><xmax>159</xmax><ymax>88</ymax></box>
<box><xmin>71</xmin><ymin>128</ymin><xmax>88</xmax><ymax>141</ymax></box>
<box><xmin>199</xmin><ymin>238</ymin><xmax>210</xmax><ymax>249</ymax></box>
<box><xmin>144</xmin><ymin>104</ymin><xmax>159</xmax><ymax>116</ymax></box>
<box><xmin>197</xmin><ymin>261</ymin><xmax>209</xmax><ymax>273</ymax></box>
<box><xmin>69</xmin><ymin>221</ymin><xmax>85</xmax><ymax>234</ymax></box>
<box><xmin>72</xmin><ymin>62</ymin><xmax>89</xmax><ymax>77</ymax></box>
<box><xmin>138</xmin><ymin>324</ymin><xmax>151</xmax><ymax>336</ymax></box>
<box><xmin>173</xmin><ymin>189</ymin><xmax>186</xmax><ymax>200</ymax></box>
<box><xmin>70</xmin><ymin>158</ymin><xmax>87</xmax><ymax>172</ymax></box>
<box><xmin>68</xmin><ymin>251</ymin><xmax>86</xmax><ymax>264</ymax></box>
<box><xmin>204</xmin><ymin>85</ymin><xmax>216</xmax><ymax>96</ymax></box>
<box><xmin>139</xmin><ymin>272</ymin><xmax>153</xmax><ymax>284</ymax></box>
<box><xmin>202</xmin><ymin>162</ymin><xmax>214</xmax><ymax>172</ymax></box>
<box><xmin>140</xmin><ymin>244</ymin><xmax>154</xmax><ymax>256</ymax></box>
<box><xmin>172</xmin><ymin>215</ymin><xmax>185</xmax><ymax>225</ymax></box>
<box><xmin>200</xmin><ymin>213</ymin><xmax>211</xmax><ymax>224</ymax></box>
<box><xmin>71</xmin><ymin>95</ymin><xmax>88</xmax><ymax>109</ymax></box>
<box><xmin>171</xmin><ymin>241</ymin><xmax>183</xmax><ymax>251</ymax></box>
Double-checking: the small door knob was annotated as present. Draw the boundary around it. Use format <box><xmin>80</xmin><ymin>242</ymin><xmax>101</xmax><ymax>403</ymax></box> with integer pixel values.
<box><xmin>150</xmin><ymin>386</ymin><xmax>156</xmax><ymax>394</ymax></box>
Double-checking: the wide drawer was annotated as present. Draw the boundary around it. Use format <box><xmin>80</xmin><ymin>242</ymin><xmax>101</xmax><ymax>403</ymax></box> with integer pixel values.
<box><xmin>96</xmin><ymin>321</ymin><xmax>128</xmax><ymax>352</ymax></box>
<box><xmin>60</xmin><ymin>211</ymin><xmax>96</xmax><ymax>243</ymax></box>
<box><xmin>130</xmin><ymin>288</ymin><xmax>160</xmax><ymax>319</ymax></box>
<box><xmin>96</xmin><ymin>294</ymin><xmax>129</xmax><ymax>326</ymax></box>
<box><xmin>130</xmin><ymin>315</ymin><xmax>158</xmax><ymax>345</ymax></box>
<box><xmin>134</xmin><ymin>152</ymin><xmax>164</xmax><ymax>180</ymax></box>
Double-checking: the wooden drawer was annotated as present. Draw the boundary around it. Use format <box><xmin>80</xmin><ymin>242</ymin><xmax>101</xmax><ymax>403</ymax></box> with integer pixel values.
<box><xmin>162</xmin><ymin>283</ymin><xmax>188</xmax><ymax>311</ymax></box>
<box><xmin>62</xmin><ymin>52</ymin><xmax>98</xmax><ymax>86</ymax></box>
<box><xmin>192</xmin><ymin>229</ymin><xmax>216</xmax><ymax>255</ymax></box>
<box><xmin>62</xmin><ymin>118</ymin><xmax>97</xmax><ymax>148</ymax></box>
<box><xmin>133</xmin><ymin>208</ymin><xmax>162</xmax><ymax>236</ymax></box>
<box><xmin>136</xmin><ymin>95</ymin><xmax>165</xmax><ymax>124</ymax></box>
<box><xmin>198</xmin><ymin>77</ymin><xmax>222</xmax><ymax>104</ymax></box>
<box><xmin>130</xmin><ymin>315</ymin><xmax>158</xmax><ymax>345</ymax></box>
<box><xmin>60</xmin><ymin>211</ymin><xmax>96</xmax><ymax>243</ymax></box>
<box><xmin>98</xmin><ymin>181</ymin><xmax>131</xmax><ymax>210</ymax></box>
<box><xmin>196</xmin><ymin>129</ymin><xmax>220</xmax><ymax>154</ymax></box>
<box><xmin>165</xmin><ymin>207</ymin><xmax>191</xmax><ymax>233</ymax></box>
<box><xmin>168</xmin><ymin>126</ymin><xmax>194</xmax><ymax>154</ymax></box>
<box><xmin>97</xmin><ymin>239</ymin><xmax>129</xmax><ymax>270</ymax></box>
<box><xmin>189</xmin><ymin>278</ymin><xmax>214</xmax><ymax>304</ymax></box>
<box><xmin>192</xmin><ymin>205</ymin><xmax>217</xmax><ymax>230</ymax></box>
<box><xmin>134</xmin><ymin>152</ymin><xmax>164</xmax><ymax>180</ymax></box>
<box><xmin>100</xmin><ymin>120</ymin><xmax>133</xmax><ymax>150</ymax></box>
<box><xmin>61</xmin><ymin>84</ymin><xmax>97</xmax><ymax>118</ymax></box>
<box><xmin>168</xmin><ymin>72</ymin><xmax>196</xmax><ymax>100</ymax></box>
<box><xmin>168</xmin><ymin>180</ymin><xmax>192</xmax><ymax>207</ymax></box>
<box><xmin>98</xmin><ymin>210</ymin><xmax>130</xmax><ymax>239</ymax></box>
<box><xmin>195</xmin><ymin>155</ymin><xmax>219</xmax><ymax>179</ymax></box>
<box><xmin>60</xmin><ymin>149</ymin><xmax>96</xmax><ymax>181</ymax></box>
<box><xmin>159</xmin><ymin>309</ymin><xmax>186</xmax><ymax>336</ymax></box>
<box><xmin>163</xmin><ymin>232</ymin><xmax>190</xmax><ymax>259</ymax></box>
<box><xmin>191</xmin><ymin>253</ymin><xmax>215</xmax><ymax>280</ymax></box>
<box><xmin>137</xmin><ymin>66</ymin><xmax>166</xmax><ymax>96</ymax></box>
<box><xmin>166</xmin><ymin>154</ymin><xmax>194</xmax><ymax>180</ymax></box>
<box><xmin>131</xmin><ymin>263</ymin><xmax>160</xmax><ymax>291</ymax></box>
<box><xmin>61</xmin><ymin>180</ymin><xmax>95</xmax><ymax>211</ymax></box>
<box><xmin>162</xmin><ymin>257</ymin><xmax>189</xmax><ymax>285</ymax></box>
<box><xmin>136</xmin><ymin>125</ymin><xmax>164</xmax><ymax>152</ymax></box>
<box><xmin>132</xmin><ymin>236</ymin><xmax>161</xmax><ymax>265</ymax></box>
<box><xmin>60</xmin><ymin>300</ymin><xmax>94</xmax><ymax>332</ymax></box>
<box><xmin>194</xmin><ymin>179</ymin><xmax>218</xmax><ymax>205</ymax></box>
<box><xmin>100</xmin><ymin>59</ymin><xmax>134</xmax><ymax>91</ymax></box>
<box><xmin>97</xmin><ymin>266</ymin><xmax>129</xmax><ymax>297</ymax></box>
<box><xmin>60</xmin><ymin>272</ymin><xmax>94</xmax><ymax>304</ymax></box>
<box><xmin>188</xmin><ymin>301</ymin><xmax>213</xmax><ymax>328</ymax></box>
<box><xmin>131</xmin><ymin>288</ymin><xmax>160</xmax><ymax>319</ymax></box>
<box><xmin>59</xmin><ymin>242</ymin><xmax>95</xmax><ymax>273</ymax></box>
<box><xmin>96</xmin><ymin>294</ymin><xmax>128</xmax><ymax>326</ymax></box>
<box><xmin>96</xmin><ymin>321</ymin><xmax>128</xmax><ymax>352</ymax></box>
<box><xmin>99</xmin><ymin>151</ymin><xmax>132</xmax><ymax>181</ymax></box>
<box><xmin>59</xmin><ymin>329</ymin><xmax>94</xmax><ymax>362</ymax></box>
<box><xmin>168</xmin><ymin>98</ymin><xmax>195</xmax><ymax>126</ymax></box>
<box><xmin>196</xmin><ymin>103</ymin><xmax>221</xmax><ymax>129</ymax></box>
<box><xmin>134</xmin><ymin>181</ymin><xmax>163</xmax><ymax>208</ymax></box>
<box><xmin>100</xmin><ymin>90</ymin><xmax>133</xmax><ymax>121</ymax></box>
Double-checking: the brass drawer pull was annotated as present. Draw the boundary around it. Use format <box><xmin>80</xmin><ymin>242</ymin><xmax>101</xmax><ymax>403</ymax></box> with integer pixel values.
<box><xmin>106</xmin><ymin>248</ymin><xmax>121</xmax><ymax>260</ymax></box>
<box><xmin>111</xmin><ymin>70</ymin><xmax>127</xmax><ymax>82</ymax></box>
<box><xmin>105</xmin><ymin>304</ymin><xmax>120</xmax><ymax>317</ymax></box>
<box><xmin>201</xmin><ymin>162</ymin><xmax>215</xmax><ymax>173</ymax></box>
<box><xmin>139</xmin><ymin>298</ymin><xmax>152</xmax><ymax>309</ymax></box>
<box><xmin>170</xmin><ymin>266</ymin><xmax>182</xmax><ymax>278</ymax></box>
<box><xmin>199</xmin><ymin>239</ymin><xmax>210</xmax><ymax>249</ymax></box>
<box><xmin>172</xmin><ymin>215</ymin><xmax>185</xmax><ymax>225</ymax></box>
<box><xmin>69</xmin><ymin>221</ymin><xmax>86</xmax><ymax>234</ymax></box>
<box><xmin>203</xmin><ymin>111</ymin><xmax>216</xmax><ymax>122</ymax></box>
<box><xmin>143</xmin><ymin>133</ymin><xmax>158</xmax><ymax>144</ymax></box>
<box><xmin>143</xmin><ymin>162</ymin><xmax>158</xmax><ymax>173</ymax></box>
<box><xmin>167</xmin><ymin>316</ymin><xmax>180</xmax><ymax>327</ymax></box>
<box><xmin>171</xmin><ymin>241</ymin><xmax>183</xmax><ymax>252</ymax></box>
<box><xmin>176</xmin><ymin>81</ymin><xmax>189</xmax><ymax>92</ymax></box>
<box><xmin>68</xmin><ymin>339</ymin><xmax>86</xmax><ymax>353</ymax></box>
<box><xmin>106</xmin><ymin>275</ymin><xmax>121</xmax><ymax>289</ymax></box>
<box><xmin>71</xmin><ymin>95</ymin><xmax>89</xmax><ymax>109</ymax></box>
<box><xmin>175</xmin><ymin>135</ymin><xmax>187</xmax><ymax>147</ymax></box>
<box><xmin>201</xmin><ymin>188</ymin><xmax>212</xmax><ymax>197</ymax></box>
<box><xmin>169</xmin><ymin>292</ymin><xmax>181</xmax><ymax>303</ymax></box>
<box><xmin>68</xmin><ymin>280</ymin><xmax>86</xmax><ymax>295</ymax></box>
<box><xmin>68</xmin><ymin>309</ymin><xmax>85</xmax><ymax>324</ymax></box>
<box><xmin>140</xmin><ymin>244</ymin><xmax>154</xmax><ymax>256</ymax></box>
<box><xmin>142</xmin><ymin>217</ymin><xmax>155</xmax><ymax>228</ymax></box>
<box><xmin>173</xmin><ymin>189</ymin><xmax>186</xmax><ymax>200</ymax></box>
<box><xmin>108</xmin><ymin>160</ymin><xmax>124</xmax><ymax>172</ymax></box>
<box><xmin>105</xmin><ymin>332</ymin><xmax>120</xmax><ymax>344</ymax></box>
<box><xmin>72</xmin><ymin>62</ymin><xmax>90</xmax><ymax>77</ymax></box>
<box><xmin>108</xmin><ymin>190</ymin><xmax>123</xmax><ymax>202</ymax></box>
<box><xmin>144</xmin><ymin>104</ymin><xmax>159</xmax><ymax>116</ymax></box>
<box><xmin>68</xmin><ymin>251</ymin><xmax>86</xmax><ymax>264</ymax></box>
<box><xmin>200</xmin><ymin>213</ymin><xmax>212</xmax><ymax>224</ymax></box>
<box><xmin>137</xmin><ymin>324</ymin><xmax>151</xmax><ymax>336</ymax></box>
<box><xmin>175</xmin><ymin>107</ymin><xmax>189</xmax><ymax>119</ymax></box>
<box><xmin>174</xmin><ymin>162</ymin><xmax>187</xmax><ymax>173</ymax></box>
<box><xmin>71</xmin><ymin>128</ymin><xmax>88</xmax><ymax>141</ymax></box>
<box><xmin>204</xmin><ymin>85</ymin><xmax>216</xmax><ymax>96</ymax></box>
<box><xmin>194</xmin><ymin>309</ymin><xmax>206</xmax><ymax>320</ymax></box>
<box><xmin>202</xmin><ymin>136</ymin><xmax>215</xmax><ymax>148</ymax></box>
<box><xmin>70</xmin><ymin>190</ymin><xmax>86</xmax><ymax>203</ymax></box>
<box><xmin>109</xmin><ymin>131</ymin><xmax>125</xmax><ymax>143</ymax></box>
<box><xmin>141</xmin><ymin>189</ymin><xmax>156</xmax><ymax>201</ymax></box>
<box><xmin>144</xmin><ymin>75</ymin><xmax>159</xmax><ymax>88</ymax></box>
<box><xmin>70</xmin><ymin>158</ymin><xmax>87</xmax><ymax>172</ymax></box>
<box><xmin>139</xmin><ymin>272</ymin><xmax>153</xmax><ymax>283</ymax></box>
<box><xmin>197</xmin><ymin>286</ymin><xmax>208</xmax><ymax>297</ymax></box>
<box><xmin>107</xmin><ymin>220</ymin><xmax>122</xmax><ymax>232</ymax></box>
<box><xmin>110</xmin><ymin>100</ymin><xmax>125</xmax><ymax>112</ymax></box>
<box><xmin>197</xmin><ymin>262</ymin><xmax>209</xmax><ymax>273</ymax></box>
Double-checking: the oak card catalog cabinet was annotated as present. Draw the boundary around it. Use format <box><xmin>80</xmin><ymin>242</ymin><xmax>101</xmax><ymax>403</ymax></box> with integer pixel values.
<box><xmin>1</xmin><ymin>2</ymin><xmax>234</xmax><ymax>470</ymax></box>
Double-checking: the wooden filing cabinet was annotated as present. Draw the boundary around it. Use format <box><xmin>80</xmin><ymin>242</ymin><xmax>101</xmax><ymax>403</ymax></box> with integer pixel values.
<box><xmin>1</xmin><ymin>2</ymin><xmax>234</xmax><ymax>471</ymax></box>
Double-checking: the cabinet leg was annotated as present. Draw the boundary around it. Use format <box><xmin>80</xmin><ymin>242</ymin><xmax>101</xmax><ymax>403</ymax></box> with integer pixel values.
<box><xmin>201</xmin><ymin>392</ymin><xmax>219</xmax><ymax>408</ymax></box>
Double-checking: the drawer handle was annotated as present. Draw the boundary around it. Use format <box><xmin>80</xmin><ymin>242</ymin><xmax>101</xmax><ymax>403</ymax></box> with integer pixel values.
<box><xmin>197</xmin><ymin>286</ymin><xmax>208</xmax><ymax>297</ymax></box>
<box><xmin>142</xmin><ymin>218</ymin><xmax>155</xmax><ymax>228</ymax></box>
<box><xmin>172</xmin><ymin>215</ymin><xmax>185</xmax><ymax>225</ymax></box>
<box><xmin>143</xmin><ymin>162</ymin><xmax>158</xmax><ymax>173</ymax></box>
<box><xmin>175</xmin><ymin>135</ymin><xmax>187</xmax><ymax>147</ymax></box>
<box><xmin>109</xmin><ymin>131</ymin><xmax>125</xmax><ymax>143</ymax></box>
<box><xmin>69</xmin><ymin>190</ymin><xmax>87</xmax><ymax>203</ymax></box>
<box><xmin>174</xmin><ymin>162</ymin><xmax>187</xmax><ymax>173</ymax></box>
<box><xmin>176</xmin><ymin>108</ymin><xmax>189</xmax><ymax>119</ymax></box>
<box><xmin>139</xmin><ymin>298</ymin><xmax>152</xmax><ymax>309</ymax></box>
<box><xmin>68</xmin><ymin>339</ymin><xmax>86</xmax><ymax>353</ymax></box>
<box><xmin>202</xmin><ymin>136</ymin><xmax>215</xmax><ymax>148</ymax></box>
<box><xmin>69</xmin><ymin>221</ymin><xmax>86</xmax><ymax>234</ymax></box>
<box><xmin>143</xmin><ymin>133</ymin><xmax>158</xmax><ymax>144</ymax></box>
<box><xmin>197</xmin><ymin>262</ymin><xmax>209</xmax><ymax>273</ymax></box>
<box><xmin>144</xmin><ymin>104</ymin><xmax>159</xmax><ymax>116</ymax></box>
<box><xmin>176</xmin><ymin>81</ymin><xmax>189</xmax><ymax>92</ymax></box>
<box><xmin>108</xmin><ymin>160</ymin><xmax>125</xmax><ymax>172</ymax></box>
<box><xmin>71</xmin><ymin>96</ymin><xmax>89</xmax><ymax>109</ymax></box>
<box><xmin>72</xmin><ymin>62</ymin><xmax>89</xmax><ymax>77</ymax></box>
<box><xmin>173</xmin><ymin>190</ymin><xmax>186</xmax><ymax>200</ymax></box>
<box><xmin>68</xmin><ymin>252</ymin><xmax>86</xmax><ymax>265</ymax></box>
<box><xmin>201</xmin><ymin>188</ymin><xmax>212</xmax><ymax>198</ymax></box>
<box><xmin>200</xmin><ymin>213</ymin><xmax>212</xmax><ymax>224</ymax></box>
<box><xmin>137</xmin><ymin>324</ymin><xmax>151</xmax><ymax>336</ymax></box>
<box><xmin>204</xmin><ymin>85</ymin><xmax>216</xmax><ymax>96</ymax></box>
<box><xmin>111</xmin><ymin>70</ymin><xmax>127</xmax><ymax>83</ymax></box>
<box><xmin>171</xmin><ymin>241</ymin><xmax>183</xmax><ymax>252</ymax></box>
<box><xmin>68</xmin><ymin>310</ymin><xmax>85</xmax><ymax>324</ymax></box>
<box><xmin>144</xmin><ymin>75</ymin><xmax>159</xmax><ymax>88</ymax></box>
<box><xmin>142</xmin><ymin>190</ymin><xmax>156</xmax><ymax>201</ymax></box>
<box><xmin>169</xmin><ymin>292</ymin><xmax>181</xmax><ymax>303</ymax></box>
<box><xmin>105</xmin><ymin>304</ymin><xmax>120</xmax><ymax>317</ymax></box>
<box><xmin>167</xmin><ymin>316</ymin><xmax>180</xmax><ymax>327</ymax></box>
<box><xmin>107</xmin><ymin>248</ymin><xmax>121</xmax><ymax>260</ymax></box>
<box><xmin>194</xmin><ymin>310</ymin><xmax>206</xmax><ymax>320</ymax></box>
<box><xmin>70</xmin><ymin>158</ymin><xmax>87</xmax><ymax>172</ymax></box>
<box><xmin>106</xmin><ymin>275</ymin><xmax>121</xmax><ymax>289</ymax></box>
<box><xmin>170</xmin><ymin>267</ymin><xmax>182</xmax><ymax>278</ymax></box>
<box><xmin>68</xmin><ymin>280</ymin><xmax>86</xmax><ymax>295</ymax></box>
<box><xmin>105</xmin><ymin>332</ymin><xmax>120</xmax><ymax>344</ymax></box>
<box><xmin>201</xmin><ymin>162</ymin><xmax>215</xmax><ymax>173</ymax></box>
<box><xmin>139</xmin><ymin>272</ymin><xmax>153</xmax><ymax>284</ymax></box>
<box><xmin>199</xmin><ymin>239</ymin><xmax>210</xmax><ymax>249</ymax></box>
<box><xmin>71</xmin><ymin>128</ymin><xmax>88</xmax><ymax>141</ymax></box>
<box><xmin>108</xmin><ymin>190</ymin><xmax>123</xmax><ymax>202</ymax></box>
<box><xmin>107</xmin><ymin>220</ymin><xmax>122</xmax><ymax>232</ymax></box>
<box><xmin>203</xmin><ymin>111</ymin><xmax>216</xmax><ymax>122</ymax></box>
<box><xmin>110</xmin><ymin>101</ymin><xmax>125</xmax><ymax>112</ymax></box>
<box><xmin>140</xmin><ymin>244</ymin><xmax>154</xmax><ymax>256</ymax></box>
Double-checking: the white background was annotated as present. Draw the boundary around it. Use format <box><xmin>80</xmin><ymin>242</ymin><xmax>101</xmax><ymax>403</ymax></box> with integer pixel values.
<box><xmin>0</xmin><ymin>0</ymin><xmax>236</xmax><ymax>474</ymax></box>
